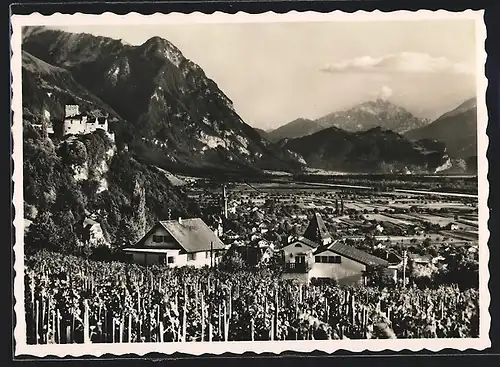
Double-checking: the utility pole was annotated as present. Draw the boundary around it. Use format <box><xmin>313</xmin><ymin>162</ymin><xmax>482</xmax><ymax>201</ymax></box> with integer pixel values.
<box><xmin>223</xmin><ymin>185</ymin><xmax>228</xmax><ymax>219</ymax></box>
<box><xmin>402</xmin><ymin>250</ymin><xmax>407</xmax><ymax>288</ymax></box>
<box><xmin>210</xmin><ymin>241</ymin><xmax>214</xmax><ymax>268</ymax></box>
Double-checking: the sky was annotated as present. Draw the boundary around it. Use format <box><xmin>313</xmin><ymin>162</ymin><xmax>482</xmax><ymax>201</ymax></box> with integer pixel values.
<box><xmin>56</xmin><ymin>20</ymin><xmax>478</xmax><ymax>130</ymax></box>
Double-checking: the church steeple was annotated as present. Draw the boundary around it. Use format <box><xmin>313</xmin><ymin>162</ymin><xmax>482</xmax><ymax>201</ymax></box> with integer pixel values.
<box><xmin>302</xmin><ymin>212</ymin><xmax>332</xmax><ymax>245</ymax></box>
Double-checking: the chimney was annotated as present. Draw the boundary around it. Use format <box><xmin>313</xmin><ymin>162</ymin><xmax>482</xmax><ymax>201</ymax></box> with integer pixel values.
<box><xmin>178</xmin><ymin>217</ymin><xmax>182</xmax><ymax>224</ymax></box>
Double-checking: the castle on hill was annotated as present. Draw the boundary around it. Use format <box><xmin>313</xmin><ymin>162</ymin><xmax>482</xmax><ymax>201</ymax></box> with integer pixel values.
<box><xmin>63</xmin><ymin>104</ymin><xmax>110</xmax><ymax>136</ymax></box>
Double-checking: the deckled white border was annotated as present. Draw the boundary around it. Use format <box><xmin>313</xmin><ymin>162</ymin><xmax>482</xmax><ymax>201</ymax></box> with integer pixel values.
<box><xmin>11</xmin><ymin>9</ymin><xmax>490</xmax><ymax>357</ymax></box>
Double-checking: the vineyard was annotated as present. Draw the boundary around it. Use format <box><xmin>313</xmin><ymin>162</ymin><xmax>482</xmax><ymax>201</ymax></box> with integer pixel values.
<box><xmin>24</xmin><ymin>251</ymin><xmax>479</xmax><ymax>344</ymax></box>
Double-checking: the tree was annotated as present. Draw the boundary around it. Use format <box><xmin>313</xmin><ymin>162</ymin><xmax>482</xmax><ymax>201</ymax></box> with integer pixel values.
<box><xmin>219</xmin><ymin>250</ymin><xmax>246</xmax><ymax>272</ymax></box>
<box><xmin>53</xmin><ymin>210</ymin><xmax>79</xmax><ymax>254</ymax></box>
<box><xmin>25</xmin><ymin>211</ymin><xmax>60</xmax><ymax>254</ymax></box>
<box><xmin>365</xmin><ymin>265</ymin><xmax>394</xmax><ymax>288</ymax></box>
<box><xmin>114</xmin><ymin>216</ymin><xmax>137</xmax><ymax>249</ymax></box>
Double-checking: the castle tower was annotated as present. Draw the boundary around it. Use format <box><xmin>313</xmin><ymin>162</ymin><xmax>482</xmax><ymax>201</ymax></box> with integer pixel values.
<box><xmin>65</xmin><ymin>104</ymin><xmax>80</xmax><ymax>117</ymax></box>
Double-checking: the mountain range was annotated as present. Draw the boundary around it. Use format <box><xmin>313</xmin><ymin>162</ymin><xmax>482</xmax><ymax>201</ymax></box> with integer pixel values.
<box><xmin>21</xmin><ymin>26</ymin><xmax>476</xmax><ymax>179</ymax></box>
<box><xmin>22</xmin><ymin>26</ymin><xmax>304</xmax><ymax>174</ymax></box>
<box><xmin>267</xmin><ymin>99</ymin><xmax>431</xmax><ymax>142</ymax></box>
<box><xmin>267</xmin><ymin>97</ymin><xmax>477</xmax><ymax>173</ymax></box>
<box><xmin>404</xmin><ymin>97</ymin><xmax>477</xmax><ymax>159</ymax></box>
<box><xmin>282</xmin><ymin>127</ymin><xmax>456</xmax><ymax>174</ymax></box>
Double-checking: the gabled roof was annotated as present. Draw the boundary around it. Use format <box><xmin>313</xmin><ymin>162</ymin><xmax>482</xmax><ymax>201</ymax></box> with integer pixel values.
<box><xmin>130</xmin><ymin>218</ymin><xmax>225</xmax><ymax>253</ymax></box>
<box><xmin>284</xmin><ymin>236</ymin><xmax>321</xmax><ymax>250</ymax></box>
<box><xmin>314</xmin><ymin>241</ymin><xmax>389</xmax><ymax>267</ymax></box>
<box><xmin>303</xmin><ymin>213</ymin><xmax>331</xmax><ymax>244</ymax></box>
<box><xmin>296</xmin><ymin>236</ymin><xmax>322</xmax><ymax>248</ymax></box>
<box><xmin>160</xmin><ymin>218</ymin><xmax>225</xmax><ymax>253</ymax></box>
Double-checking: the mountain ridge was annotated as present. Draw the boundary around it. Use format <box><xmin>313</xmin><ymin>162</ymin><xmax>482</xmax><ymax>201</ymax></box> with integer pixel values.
<box><xmin>22</xmin><ymin>26</ymin><xmax>304</xmax><ymax>173</ymax></box>
<box><xmin>283</xmin><ymin>125</ymin><xmax>464</xmax><ymax>174</ymax></box>
<box><xmin>268</xmin><ymin>99</ymin><xmax>430</xmax><ymax>142</ymax></box>
<box><xmin>404</xmin><ymin>97</ymin><xmax>477</xmax><ymax>159</ymax></box>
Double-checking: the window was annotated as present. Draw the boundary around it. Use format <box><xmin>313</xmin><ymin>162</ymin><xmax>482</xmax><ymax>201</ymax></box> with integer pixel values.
<box><xmin>294</xmin><ymin>244</ymin><xmax>302</xmax><ymax>248</ymax></box>
<box><xmin>167</xmin><ymin>256</ymin><xmax>175</xmax><ymax>264</ymax></box>
<box><xmin>316</xmin><ymin>255</ymin><xmax>341</xmax><ymax>263</ymax></box>
<box><xmin>152</xmin><ymin>235</ymin><xmax>163</xmax><ymax>243</ymax></box>
<box><xmin>187</xmin><ymin>253</ymin><xmax>197</xmax><ymax>261</ymax></box>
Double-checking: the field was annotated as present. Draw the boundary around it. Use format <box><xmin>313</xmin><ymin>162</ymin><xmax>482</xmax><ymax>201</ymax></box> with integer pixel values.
<box><xmin>25</xmin><ymin>251</ymin><xmax>479</xmax><ymax>344</ymax></box>
<box><xmin>362</xmin><ymin>213</ymin><xmax>414</xmax><ymax>226</ymax></box>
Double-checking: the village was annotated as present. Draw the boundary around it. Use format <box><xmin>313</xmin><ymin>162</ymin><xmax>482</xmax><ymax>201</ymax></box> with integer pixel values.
<box><xmin>119</xmin><ymin>176</ymin><xmax>479</xmax><ymax>288</ymax></box>
<box><xmin>26</xmin><ymin>104</ymin><xmax>479</xmax><ymax>289</ymax></box>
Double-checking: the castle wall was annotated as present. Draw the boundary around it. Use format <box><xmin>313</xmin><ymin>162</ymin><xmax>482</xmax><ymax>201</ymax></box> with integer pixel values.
<box><xmin>62</xmin><ymin>116</ymin><xmax>109</xmax><ymax>136</ymax></box>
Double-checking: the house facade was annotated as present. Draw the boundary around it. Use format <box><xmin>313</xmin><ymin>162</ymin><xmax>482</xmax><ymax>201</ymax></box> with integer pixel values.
<box><xmin>281</xmin><ymin>213</ymin><xmax>389</xmax><ymax>285</ymax></box>
<box><xmin>123</xmin><ymin>218</ymin><xmax>225</xmax><ymax>267</ymax></box>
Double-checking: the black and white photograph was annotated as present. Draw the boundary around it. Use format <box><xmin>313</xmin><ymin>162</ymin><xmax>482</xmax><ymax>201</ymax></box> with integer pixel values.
<box><xmin>11</xmin><ymin>9</ymin><xmax>489</xmax><ymax>357</ymax></box>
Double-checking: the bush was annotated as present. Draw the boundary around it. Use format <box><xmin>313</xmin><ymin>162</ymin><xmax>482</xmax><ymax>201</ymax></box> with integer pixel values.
<box><xmin>218</xmin><ymin>251</ymin><xmax>246</xmax><ymax>272</ymax></box>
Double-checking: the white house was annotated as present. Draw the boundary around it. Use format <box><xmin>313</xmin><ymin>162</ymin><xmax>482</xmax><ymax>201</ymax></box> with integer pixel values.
<box><xmin>281</xmin><ymin>213</ymin><xmax>389</xmax><ymax>285</ymax></box>
<box><xmin>123</xmin><ymin>217</ymin><xmax>225</xmax><ymax>267</ymax></box>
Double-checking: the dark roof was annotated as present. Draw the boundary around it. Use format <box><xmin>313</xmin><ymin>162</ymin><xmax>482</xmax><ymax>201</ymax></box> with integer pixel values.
<box><xmin>314</xmin><ymin>241</ymin><xmax>389</xmax><ymax>267</ymax></box>
<box><xmin>295</xmin><ymin>236</ymin><xmax>322</xmax><ymax>248</ymax></box>
<box><xmin>64</xmin><ymin>114</ymin><xmax>88</xmax><ymax>120</ymax></box>
<box><xmin>385</xmin><ymin>250</ymin><xmax>403</xmax><ymax>264</ymax></box>
<box><xmin>160</xmin><ymin>219</ymin><xmax>225</xmax><ymax>253</ymax></box>
<box><xmin>131</xmin><ymin>218</ymin><xmax>225</xmax><ymax>253</ymax></box>
<box><xmin>303</xmin><ymin>213</ymin><xmax>331</xmax><ymax>244</ymax></box>
<box><xmin>283</xmin><ymin>237</ymin><xmax>321</xmax><ymax>253</ymax></box>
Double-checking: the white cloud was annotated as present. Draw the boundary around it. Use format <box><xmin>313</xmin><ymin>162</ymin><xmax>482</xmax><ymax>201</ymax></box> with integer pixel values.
<box><xmin>320</xmin><ymin>52</ymin><xmax>473</xmax><ymax>75</ymax></box>
<box><xmin>378</xmin><ymin>85</ymin><xmax>393</xmax><ymax>100</ymax></box>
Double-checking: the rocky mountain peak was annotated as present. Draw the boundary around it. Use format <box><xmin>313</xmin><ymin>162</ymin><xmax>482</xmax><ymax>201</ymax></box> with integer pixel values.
<box><xmin>22</xmin><ymin>27</ymin><xmax>304</xmax><ymax>174</ymax></box>
<box><xmin>138</xmin><ymin>36</ymin><xmax>184</xmax><ymax>67</ymax></box>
